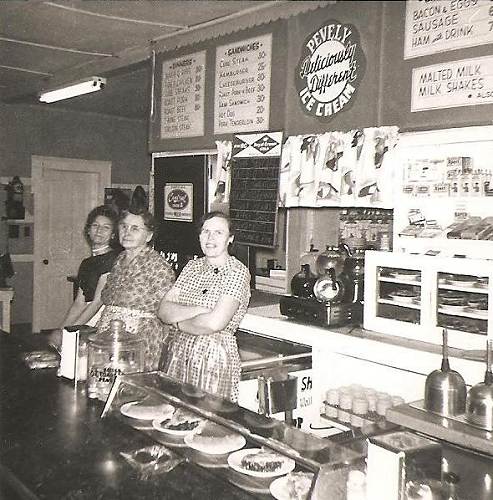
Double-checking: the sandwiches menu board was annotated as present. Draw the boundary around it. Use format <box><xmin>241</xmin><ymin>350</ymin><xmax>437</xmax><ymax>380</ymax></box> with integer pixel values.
<box><xmin>214</xmin><ymin>34</ymin><xmax>272</xmax><ymax>135</ymax></box>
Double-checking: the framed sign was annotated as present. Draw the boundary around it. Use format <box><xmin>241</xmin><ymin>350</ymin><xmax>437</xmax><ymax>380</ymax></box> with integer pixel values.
<box><xmin>295</xmin><ymin>19</ymin><xmax>366</xmax><ymax>121</ymax></box>
<box><xmin>404</xmin><ymin>0</ymin><xmax>493</xmax><ymax>60</ymax></box>
<box><xmin>164</xmin><ymin>183</ymin><xmax>193</xmax><ymax>222</ymax></box>
<box><xmin>214</xmin><ymin>34</ymin><xmax>272</xmax><ymax>134</ymax></box>
<box><xmin>160</xmin><ymin>51</ymin><xmax>206</xmax><ymax>139</ymax></box>
<box><xmin>411</xmin><ymin>55</ymin><xmax>493</xmax><ymax>112</ymax></box>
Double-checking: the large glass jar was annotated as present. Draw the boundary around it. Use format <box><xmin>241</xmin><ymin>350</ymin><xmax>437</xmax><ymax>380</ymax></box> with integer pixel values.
<box><xmin>87</xmin><ymin>319</ymin><xmax>144</xmax><ymax>401</ymax></box>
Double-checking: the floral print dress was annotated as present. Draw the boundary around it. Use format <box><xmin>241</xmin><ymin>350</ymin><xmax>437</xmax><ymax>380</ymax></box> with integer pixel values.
<box><xmin>164</xmin><ymin>255</ymin><xmax>251</xmax><ymax>402</ymax></box>
<box><xmin>97</xmin><ymin>245</ymin><xmax>175</xmax><ymax>370</ymax></box>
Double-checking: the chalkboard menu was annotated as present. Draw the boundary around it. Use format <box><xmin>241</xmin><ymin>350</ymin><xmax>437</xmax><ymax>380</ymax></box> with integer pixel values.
<box><xmin>229</xmin><ymin>132</ymin><xmax>282</xmax><ymax>248</ymax></box>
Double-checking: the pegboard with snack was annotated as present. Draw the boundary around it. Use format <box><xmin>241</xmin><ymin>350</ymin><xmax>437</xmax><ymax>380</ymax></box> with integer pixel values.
<box><xmin>393</xmin><ymin>126</ymin><xmax>493</xmax><ymax>258</ymax></box>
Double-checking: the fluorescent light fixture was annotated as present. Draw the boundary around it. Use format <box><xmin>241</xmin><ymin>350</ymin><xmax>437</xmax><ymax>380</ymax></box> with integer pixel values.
<box><xmin>39</xmin><ymin>76</ymin><xmax>106</xmax><ymax>103</ymax></box>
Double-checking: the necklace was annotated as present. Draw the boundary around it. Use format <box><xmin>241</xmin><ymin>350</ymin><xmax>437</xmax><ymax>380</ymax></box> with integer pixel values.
<box><xmin>92</xmin><ymin>245</ymin><xmax>110</xmax><ymax>256</ymax></box>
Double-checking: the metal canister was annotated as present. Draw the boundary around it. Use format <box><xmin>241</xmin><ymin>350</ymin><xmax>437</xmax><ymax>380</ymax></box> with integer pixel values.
<box><xmin>87</xmin><ymin>319</ymin><xmax>144</xmax><ymax>401</ymax></box>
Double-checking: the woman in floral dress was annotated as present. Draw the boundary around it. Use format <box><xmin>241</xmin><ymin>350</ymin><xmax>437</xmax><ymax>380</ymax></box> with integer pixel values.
<box><xmin>158</xmin><ymin>211</ymin><xmax>251</xmax><ymax>402</ymax></box>
<box><xmin>97</xmin><ymin>208</ymin><xmax>175</xmax><ymax>371</ymax></box>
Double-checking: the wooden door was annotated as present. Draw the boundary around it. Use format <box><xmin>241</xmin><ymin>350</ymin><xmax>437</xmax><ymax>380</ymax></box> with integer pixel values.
<box><xmin>32</xmin><ymin>156</ymin><xmax>111</xmax><ymax>332</ymax></box>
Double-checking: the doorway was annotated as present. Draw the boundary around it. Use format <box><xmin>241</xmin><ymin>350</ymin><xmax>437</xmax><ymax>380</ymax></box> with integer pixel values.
<box><xmin>32</xmin><ymin>156</ymin><xmax>111</xmax><ymax>332</ymax></box>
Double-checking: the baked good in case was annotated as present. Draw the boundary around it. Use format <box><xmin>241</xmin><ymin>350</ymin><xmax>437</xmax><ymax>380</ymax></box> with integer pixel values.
<box><xmin>160</xmin><ymin>408</ymin><xmax>204</xmax><ymax>431</ymax></box>
<box><xmin>240</xmin><ymin>451</ymin><xmax>285</xmax><ymax>473</ymax></box>
<box><xmin>284</xmin><ymin>472</ymin><xmax>314</xmax><ymax>500</ymax></box>
<box><xmin>121</xmin><ymin>402</ymin><xmax>174</xmax><ymax>420</ymax></box>
<box><xmin>187</xmin><ymin>421</ymin><xmax>245</xmax><ymax>454</ymax></box>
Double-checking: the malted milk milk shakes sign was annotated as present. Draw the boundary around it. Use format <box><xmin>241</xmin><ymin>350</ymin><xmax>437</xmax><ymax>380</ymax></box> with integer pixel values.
<box><xmin>214</xmin><ymin>34</ymin><xmax>272</xmax><ymax>135</ymax></box>
<box><xmin>295</xmin><ymin>20</ymin><xmax>366</xmax><ymax>121</ymax></box>
<box><xmin>405</xmin><ymin>0</ymin><xmax>493</xmax><ymax>59</ymax></box>
<box><xmin>161</xmin><ymin>51</ymin><xmax>206</xmax><ymax>139</ymax></box>
<box><xmin>411</xmin><ymin>55</ymin><xmax>493</xmax><ymax>111</ymax></box>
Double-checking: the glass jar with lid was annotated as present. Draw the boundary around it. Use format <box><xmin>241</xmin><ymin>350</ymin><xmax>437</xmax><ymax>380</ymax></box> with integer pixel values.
<box><xmin>87</xmin><ymin>319</ymin><xmax>144</xmax><ymax>401</ymax></box>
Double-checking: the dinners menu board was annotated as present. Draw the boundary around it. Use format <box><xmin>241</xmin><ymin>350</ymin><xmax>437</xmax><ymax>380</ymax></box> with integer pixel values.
<box><xmin>214</xmin><ymin>34</ymin><xmax>272</xmax><ymax>135</ymax></box>
<box><xmin>161</xmin><ymin>51</ymin><xmax>206</xmax><ymax>138</ymax></box>
<box><xmin>404</xmin><ymin>0</ymin><xmax>493</xmax><ymax>59</ymax></box>
<box><xmin>229</xmin><ymin>132</ymin><xmax>282</xmax><ymax>248</ymax></box>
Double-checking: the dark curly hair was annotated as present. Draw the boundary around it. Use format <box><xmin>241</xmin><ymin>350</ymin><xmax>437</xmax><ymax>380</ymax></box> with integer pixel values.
<box><xmin>84</xmin><ymin>205</ymin><xmax>118</xmax><ymax>245</ymax></box>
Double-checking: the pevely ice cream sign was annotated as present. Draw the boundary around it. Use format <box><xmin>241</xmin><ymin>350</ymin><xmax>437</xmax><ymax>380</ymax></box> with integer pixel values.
<box><xmin>296</xmin><ymin>20</ymin><xmax>366</xmax><ymax>120</ymax></box>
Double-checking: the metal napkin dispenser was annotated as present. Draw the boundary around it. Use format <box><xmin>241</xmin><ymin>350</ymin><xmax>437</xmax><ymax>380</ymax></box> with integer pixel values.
<box><xmin>258</xmin><ymin>374</ymin><xmax>298</xmax><ymax>416</ymax></box>
<box><xmin>58</xmin><ymin>325</ymin><xmax>95</xmax><ymax>383</ymax></box>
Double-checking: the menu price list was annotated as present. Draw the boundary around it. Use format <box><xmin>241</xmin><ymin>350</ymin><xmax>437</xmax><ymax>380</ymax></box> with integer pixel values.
<box><xmin>404</xmin><ymin>0</ymin><xmax>493</xmax><ymax>59</ymax></box>
<box><xmin>161</xmin><ymin>51</ymin><xmax>206</xmax><ymax>139</ymax></box>
<box><xmin>214</xmin><ymin>33</ymin><xmax>272</xmax><ymax>135</ymax></box>
<box><xmin>229</xmin><ymin>157</ymin><xmax>280</xmax><ymax>247</ymax></box>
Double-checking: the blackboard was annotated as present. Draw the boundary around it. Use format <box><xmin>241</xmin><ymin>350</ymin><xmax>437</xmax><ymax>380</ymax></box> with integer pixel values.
<box><xmin>229</xmin><ymin>156</ymin><xmax>280</xmax><ymax>248</ymax></box>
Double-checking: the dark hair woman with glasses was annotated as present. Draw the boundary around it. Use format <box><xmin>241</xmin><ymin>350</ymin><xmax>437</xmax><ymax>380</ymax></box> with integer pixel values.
<box><xmin>158</xmin><ymin>211</ymin><xmax>251</xmax><ymax>402</ymax></box>
<box><xmin>95</xmin><ymin>196</ymin><xmax>175</xmax><ymax>371</ymax></box>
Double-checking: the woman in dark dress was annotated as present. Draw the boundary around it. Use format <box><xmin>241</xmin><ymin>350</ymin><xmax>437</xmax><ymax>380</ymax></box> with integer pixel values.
<box><xmin>60</xmin><ymin>205</ymin><xmax>120</xmax><ymax>329</ymax></box>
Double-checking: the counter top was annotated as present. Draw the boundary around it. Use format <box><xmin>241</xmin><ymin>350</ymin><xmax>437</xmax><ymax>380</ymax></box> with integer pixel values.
<box><xmin>0</xmin><ymin>332</ymin><xmax>259</xmax><ymax>500</ymax></box>
<box><xmin>243</xmin><ymin>294</ymin><xmax>487</xmax><ymax>388</ymax></box>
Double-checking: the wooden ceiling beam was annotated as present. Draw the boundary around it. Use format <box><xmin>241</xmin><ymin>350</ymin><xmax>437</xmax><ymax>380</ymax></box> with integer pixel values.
<box><xmin>43</xmin><ymin>1</ymin><xmax>188</xmax><ymax>28</ymax></box>
<box><xmin>0</xmin><ymin>36</ymin><xmax>114</xmax><ymax>57</ymax></box>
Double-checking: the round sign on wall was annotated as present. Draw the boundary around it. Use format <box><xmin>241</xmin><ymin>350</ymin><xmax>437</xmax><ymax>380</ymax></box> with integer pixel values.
<box><xmin>167</xmin><ymin>189</ymin><xmax>189</xmax><ymax>210</ymax></box>
<box><xmin>295</xmin><ymin>19</ymin><xmax>366</xmax><ymax>121</ymax></box>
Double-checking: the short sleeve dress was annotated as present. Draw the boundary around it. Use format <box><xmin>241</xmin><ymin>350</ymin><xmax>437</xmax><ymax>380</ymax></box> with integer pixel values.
<box><xmin>164</xmin><ymin>255</ymin><xmax>251</xmax><ymax>402</ymax></box>
<box><xmin>97</xmin><ymin>245</ymin><xmax>176</xmax><ymax>370</ymax></box>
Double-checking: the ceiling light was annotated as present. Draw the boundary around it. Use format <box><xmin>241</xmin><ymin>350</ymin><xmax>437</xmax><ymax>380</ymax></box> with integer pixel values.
<box><xmin>39</xmin><ymin>76</ymin><xmax>106</xmax><ymax>103</ymax></box>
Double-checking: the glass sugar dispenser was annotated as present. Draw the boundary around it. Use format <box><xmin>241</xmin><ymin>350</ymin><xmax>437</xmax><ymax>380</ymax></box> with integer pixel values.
<box><xmin>87</xmin><ymin>319</ymin><xmax>144</xmax><ymax>401</ymax></box>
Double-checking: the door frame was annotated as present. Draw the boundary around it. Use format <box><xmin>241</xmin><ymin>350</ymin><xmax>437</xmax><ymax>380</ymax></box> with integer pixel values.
<box><xmin>31</xmin><ymin>155</ymin><xmax>111</xmax><ymax>332</ymax></box>
<box><xmin>150</xmin><ymin>149</ymin><xmax>216</xmax><ymax>214</ymax></box>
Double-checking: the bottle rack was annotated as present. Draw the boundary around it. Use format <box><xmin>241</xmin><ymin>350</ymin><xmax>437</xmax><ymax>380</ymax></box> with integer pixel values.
<box><xmin>320</xmin><ymin>403</ymin><xmax>397</xmax><ymax>437</ymax></box>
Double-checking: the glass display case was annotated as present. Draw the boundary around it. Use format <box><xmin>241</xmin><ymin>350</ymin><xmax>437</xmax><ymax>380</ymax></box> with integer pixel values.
<box><xmin>102</xmin><ymin>371</ymin><xmax>366</xmax><ymax>499</ymax></box>
<box><xmin>375</xmin><ymin>265</ymin><xmax>423</xmax><ymax>326</ymax></box>
<box><xmin>364</xmin><ymin>251</ymin><xmax>493</xmax><ymax>349</ymax></box>
<box><xmin>386</xmin><ymin>403</ymin><xmax>493</xmax><ymax>500</ymax></box>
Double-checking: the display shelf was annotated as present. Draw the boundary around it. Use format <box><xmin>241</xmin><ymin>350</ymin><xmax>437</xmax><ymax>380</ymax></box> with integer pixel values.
<box><xmin>5</xmin><ymin>218</ymin><xmax>33</xmax><ymax>224</ymax></box>
<box><xmin>438</xmin><ymin>283</ymin><xmax>488</xmax><ymax>294</ymax></box>
<box><xmin>437</xmin><ymin>308</ymin><xmax>487</xmax><ymax>320</ymax></box>
<box><xmin>103</xmin><ymin>371</ymin><xmax>364</xmax><ymax>474</ymax></box>
<box><xmin>386</xmin><ymin>401</ymin><xmax>493</xmax><ymax>457</ymax></box>
<box><xmin>378</xmin><ymin>299</ymin><xmax>421</xmax><ymax>310</ymax></box>
<box><xmin>378</xmin><ymin>276</ymin><xmax>421</xmax><ymax>286</ymax></box>
<box><xmin>364</xmin><ymin>251</ymin><xmax>493</xmax><ymax>349</ymax></box>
